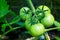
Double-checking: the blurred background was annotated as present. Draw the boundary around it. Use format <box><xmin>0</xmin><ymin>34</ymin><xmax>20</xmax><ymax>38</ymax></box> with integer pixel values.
<box><xmin>0</xmin><ymin>0</ymin><xmax>60</xmax><ymax>40</ymax></box>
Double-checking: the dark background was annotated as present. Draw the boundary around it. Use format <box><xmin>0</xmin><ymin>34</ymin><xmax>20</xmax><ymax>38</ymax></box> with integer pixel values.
<box><xmin>7</xmin><ymin>0</ymin><xmax>60</xmax><ymax>21</ymax></box>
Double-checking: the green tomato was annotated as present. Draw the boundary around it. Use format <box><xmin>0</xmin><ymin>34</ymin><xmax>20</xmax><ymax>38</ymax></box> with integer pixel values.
<box><xmin>36</xmin><ymin>5</ymin><xmax>51</xmax><ymax>20</ymax></box>
<box><xmin>41</xmin><ymin>14</ymin><xmax>54</xmax><ymax>27</ymax></box>
<box><xmin>29</xmin><ymin>23</ymin><xmax>45</xmax><ymax>37</ymax></box>
<box><xmin>36</xmin><ymin>5</ymin><xmax>51</xmax><ymax>14</ymax></box>
<box><xmin>25</xmin><ymin>15</ymin><xmax>39</xmax><ymax>30</ymax></box>
<box><xmin>20</xmin><ymin>7</ymin><xmax>32</xmax><ymax>20</ymax></box>
<box><xmin>25</xmin><ymin>19</ymin><xmax>31</xmax><ymax>30</ymax></box>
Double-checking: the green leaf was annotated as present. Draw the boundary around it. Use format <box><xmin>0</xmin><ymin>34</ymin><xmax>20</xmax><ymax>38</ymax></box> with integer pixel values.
<box><xmin>55</xmin><ymin>36</ymin><xmax>60</xmax><ymax>40</ymax></box>
<box><xmin>16</xmin><ymin>22</ymin><xmax>25</xmax><ymax>27</ymax></box>
<box><xmin>0</xmin><ymin>0</ymin><xmax>9</xmax><ymax>18</ymax></box>
<box><xmin>1</xmin><ymin>24</ymin><xmax>9</xmax><ymax>32</ymax></box>
<box><xmin>54</xmin><ymin>21</ymin><xmax>60</xmax><ymax>31</ymax></box>
<box><xmin>10</xmin><ymin>16</ymin><xmax>21</xmax><ymax>24</ymax></box>
<box><xmin>54</xmin><ymin>21</ymin><xmax>60</xmax><ymax>26</ymax></box>
<box><xmin>9</xmin><ymin>10</ymin><xmax>17</xmax><ymax>17</ymax></box>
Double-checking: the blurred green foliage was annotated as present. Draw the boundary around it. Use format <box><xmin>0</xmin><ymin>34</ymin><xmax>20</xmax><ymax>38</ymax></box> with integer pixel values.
<box><xmin>0</xmin><ymin>0</ymin><xmax>9</xmax><ymax>18</ymax></box>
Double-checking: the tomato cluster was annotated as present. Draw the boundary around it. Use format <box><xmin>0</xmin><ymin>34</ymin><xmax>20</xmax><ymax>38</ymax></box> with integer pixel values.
<box><xmin>36</xmin><ymin>5</ymin><xmax>54</xmax><ymax>27</ymax></box>
<box><xmin>19</xmin><ymin>5</ymin><xmax>55</xmax><ymax>37</ymax></box>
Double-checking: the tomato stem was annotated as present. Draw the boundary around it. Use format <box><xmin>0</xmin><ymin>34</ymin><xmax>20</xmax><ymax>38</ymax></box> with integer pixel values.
<box><xmin>2</xmin><ymin>27</ymin><xmax>22</xmax><ymax>36</ymax></box>
<box><xmin>4</xmin><ymin>18</ymin><xmax>13</xmax><ymax>29</ymax></box>
<box><xmin>26</xmin><ymin>0</ymin><xmax>40</xmax><ymax>23</ymax></box>
<box><xmin>45</xmin><ymin>20</ymin><xmax>60</xmax><ymax>32</ymax></box>
<box><xmin>26</xmin><ymin>0</ymin><xmax>35</xmax><ymax>13</ymax></box>
<box><xmin>5</xmin><ymin>20</ymin><xmax>13</xmax><ymax>29</ymax></box>
<box><xmin>45</xmin><ymin>27</ymin><xmax>60</xmax><ymax>32</ymax></box>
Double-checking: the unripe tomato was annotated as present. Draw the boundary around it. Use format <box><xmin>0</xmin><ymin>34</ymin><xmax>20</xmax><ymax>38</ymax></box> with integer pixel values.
<box><xmin>29</xmin><ymin>23</ymin><xmax>45</xmax><ymax>37</ymax></box>
<box><xmin>36</xmin><ymin>5</ymin><xmax>51</xmax><ymax>14</ymax></box>
<box><xmin>41</xmin><ymin>14</ymin><xmax>54</xmax><ymax>27</ymax></box>
<box><xmin>20</xmin><ymin>7</ymin><xmax>32</xmax><ymax>20</ymax></box>
<box><xmin>25</xmin><ymin>16</ymin><xmax>39</xmax><ymax>30</ymax></box>
<box><xmin>25</xmin><ymin>19</ymin><xmax>31</xmax><ymax>30</ymax></box>
<box><xmin>36</xmin><ymin>5</ymin><xmax>51</xmax><ymax>20</ymax></box>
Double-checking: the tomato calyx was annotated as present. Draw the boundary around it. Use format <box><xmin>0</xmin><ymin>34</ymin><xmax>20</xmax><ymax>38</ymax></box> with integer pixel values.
<box><xmin>20</xmin><ymin>7</ymin><xmax>32</xmax><ymax>20</ymax></box>
<box><xmin>36</xmin><ymin>7</ymin><xmax>49</xmax><ymax>20</ymax></box>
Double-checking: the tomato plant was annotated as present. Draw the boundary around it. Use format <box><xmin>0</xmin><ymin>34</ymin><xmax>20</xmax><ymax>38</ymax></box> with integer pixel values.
<box><xmin>36</xmin><ymin>5</ymin><xmax>54</xmax><ymax>27</ymax></box>
<box><xmin>1</xmin><ymin>0</ymin><xmax>60</xmax><ymax>40</ymax></box>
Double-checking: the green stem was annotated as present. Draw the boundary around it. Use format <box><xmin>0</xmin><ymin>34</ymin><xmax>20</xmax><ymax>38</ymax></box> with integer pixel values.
<box><xmin>50</xmin><ymin>0</ymin><xmax>53</xmax><ymax>10</ymax></box>
<box><xmin>5</xmin><ymin>20</ymin><xmax>13</xmax><ymax>29</ymax></box>
<box><xmin>26</xmin><ymin>0</ymin><xmax>40</xmax><ymax>24</ymax></box>
<box><xmin>45</xmin><ymin>20</ymin><xmax>60</xmax><ymax>32</ymax></box>
<box><xmin>26</xmin><ymin>0</ymin><xmax>35</xmax><ymax>13</ymax></box>
<box><xmin>4</xmin><ymin>18</ymin><xmax>13</xmax><ymax>29</ymax></box>
<box><xmin>2</xmin><ymin>27</ymin><xmax>21</xmax><ymax>35</ymax></box>
<box><xmin>45</xmin><ymin>27</ymin><xmax>60</xmax><ymax>32</ymax></box>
